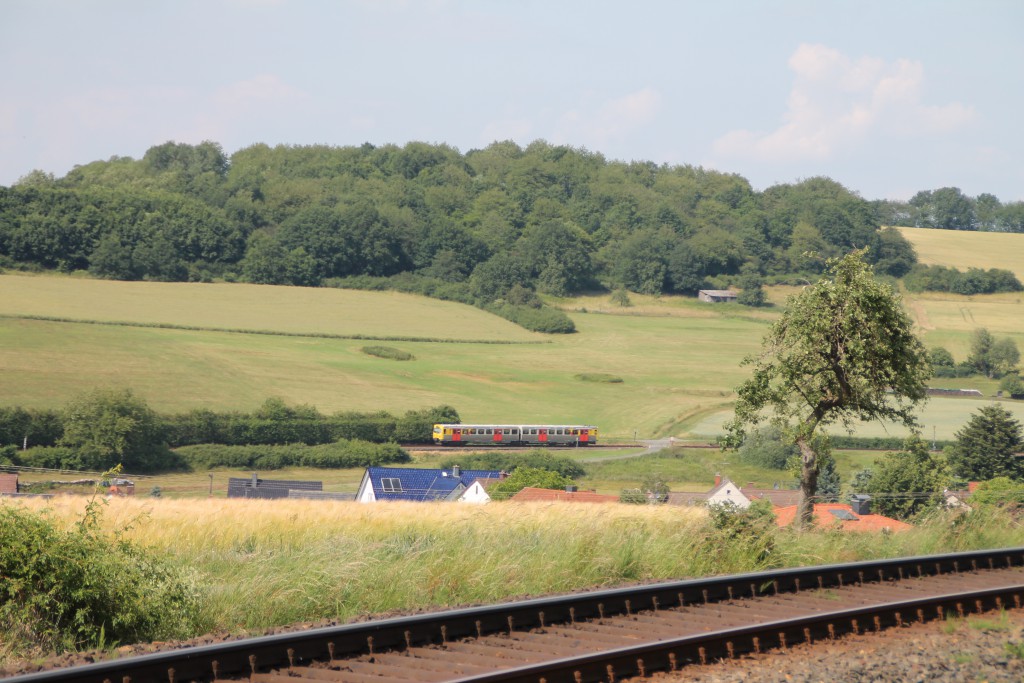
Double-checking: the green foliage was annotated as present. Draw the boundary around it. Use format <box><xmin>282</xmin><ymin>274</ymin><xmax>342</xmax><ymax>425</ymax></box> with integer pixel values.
<box><xmin>0</xmin><ymin>495</ymin><xmax>201</xmax><ymax>654</ymax></box>
<box><xmin>737</xmin><ymin>426</ymin><xmax>797</xmax><ymax>470</ymax></box>
<box><xmin>726</xmin><ymin>250</ymin><xmax>932</xmax><ymax>526</ymax></box>
<box><xmin>968</xmin><ymin>477</ymin><xmax>1024</xmax><ymax>510</ymax></box>
<box><xmin>438</xmin><ymin>450</ymin><xmax>585</xmax><ymax>478</ymax></box>
<box><xmin>609</xmin><ymin>288</ymin><xmax>632</xmax><ymax>307</ymax></box>
<box><xmin>393</xmin><ymin>404</ymin><xmax>460</xmax><ymax>443</ymax></box>
<box><xmin>174</xmin><ymin>439</ymin><xmax>410</xmax><ymax>470</ymax></box>
<box><xmin>903</xmin><ymin>264</ymin><xmax>1023</xmax><ymax>295</ymax></box>
<box><xmin>489</xmin><ymin>466</ymin><xmax>574</xmax><ymax>499</ymax></box>
<box><xmin>58</xmin><ymin>388</ymin><xmax>174</xmax><ymax>472</ymax></box>
<box><xmin>1000</xmin><ymin>374</ymin><xmax>1024</xmax><ymax>399</ymax></box>
<box><xmin>361</xmin><ymin>345</ymin><xmax>415</xmax><ymax>361</ymax></box>
<box><xmin>948</xmin><ymin>404</ymin><xmax>1024</xmax><ymax>481</ymax></box>
<box><xmin>574</xmin><ymin>373</ymin><xmax>623</xmax><ymax>383</ymax></box>
<box><xmin>0</xmin><ymin>405</ymin><xmax>63</xmax><ymax>448</ymax></box>
<box><xmin>485</xmin><ymin>302</ymin><xmax>576</xmax><ymax>333</ymax></box>
<box><xmin>860</xmin><ymin>436</ymin><xmax>947</xmax><ymax>520</ymax></box>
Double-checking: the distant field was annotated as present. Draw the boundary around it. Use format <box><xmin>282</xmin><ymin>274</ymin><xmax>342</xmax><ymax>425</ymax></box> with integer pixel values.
<box><xmin>0</xmin><ymin>274</ymin><xmax>539</xmax><ymax>342</ymax></box>
<box><xmin>1</xmin><ymin>259</ymin><xmax>1022</xmax><ymax>442</ymax></box>
<box><xmin>894</xmin><ymin>226</ymin><xmax>1024</xmax><ymax>280</ymax></box>
<box><xmin>689</xmin><ymin>397</ymin><xmax>1024</xmax><ymax>442</ymax></box>
<box><xmin>0</xmin><ymin>276</ymin><xmax>770</xmax><ymax>438</ymax></box>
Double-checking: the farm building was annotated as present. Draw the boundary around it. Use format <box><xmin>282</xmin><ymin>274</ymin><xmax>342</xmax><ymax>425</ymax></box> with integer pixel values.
<box><xmin>228</xmin><ymin>473</ymin><xmax>323</xmax><ymax>500</ymax></box>
<box><xmin>697</xmin><ymin>289</ymin><xmax>738</xmax><ymax>303</ymax></box>
<box><xmin>509</xmin><ymin>486</ymin><xmax>619</xmax><ymax>504</ymax></box>
<box><xmin>666</xmin><ymin>475</ymin><xmax>750</xmax><ymax>507</ymax></box>
<box><xmin>356</xmin><ymin>466</ymin><xmax>504</xmax><ymax>503</ymax></box>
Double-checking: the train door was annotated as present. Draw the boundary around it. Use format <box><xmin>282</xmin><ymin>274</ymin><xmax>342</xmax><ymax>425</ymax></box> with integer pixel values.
<box><xmin>538</xmin><ymin>428</ymin><xmax>548</xmax><ymax>443</ymax></box>
<box><xmin>579</xmin><ymin>428</ymin><xmax>589</xmax><ymax>443</ymax></box>
<box><xmin>493</xmin><ymin>428</ymin><xmax>503</xmax><ymax>443</ymax></box>
<box><xmin>452</xmin><ymin>427</ymin><xmax>462</xmax><ymax>443</ymax></box>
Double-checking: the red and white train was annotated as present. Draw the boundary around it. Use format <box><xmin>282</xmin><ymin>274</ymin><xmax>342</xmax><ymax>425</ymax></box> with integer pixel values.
<box><xmin>432</xmin><ymin>423</ymin><xmax>598</xmax><ymax>446</ymax></box>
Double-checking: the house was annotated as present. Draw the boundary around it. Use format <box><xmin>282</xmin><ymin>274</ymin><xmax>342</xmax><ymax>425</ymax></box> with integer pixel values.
<box><xmin>0</xmin><ymin>473</ymin><xmax>18</xmax><ymax>495</ymax></box>
<box><xmin>698</xmin><ymin>289</ymin><xmax>738</xmax><ymax>303</ymax></box>
<box><xmin>356</xmin><ymin>466</ymin><xmax>503</xmax><ymax>502</ymax></box>
<box><xmin>666</xmin><ymin>475</ymin><xmax>751</xmax><ymax>508</ymax></box>
<box><xmin>740</xmin><ymin>485</ymin><xmax>802</xmax><ymax>508</ymax></box>
<box><xmin>509</xmin><ymin>486</ymin><xmax>619</xmax><ymax>504</ymax></box>
<box><xmin>457</xmin><ymin>477</ymin><xmax>504</xmax><ymax>504</ymax></box>
<box><xmin>773</xmin><ymin>502</ymin><xmax>912</xmax><ymax>532</ymax></box>
<box><xmin>228</xmin><ymin>473</ymin><xmax>323</xmax><ymax>499</ymax></box>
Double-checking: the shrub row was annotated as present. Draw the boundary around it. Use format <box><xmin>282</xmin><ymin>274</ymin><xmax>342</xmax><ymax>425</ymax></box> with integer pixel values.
<box><xmin>161</xmin><ymin>404</ymin><xmax>459</xmax><ymax>447</ymax></box>
<box><xmin>829</xmin><ymin>435</ymin><xmax>955</xmax><ymax>451</ymax></box>
<box><xmin>437</xmin><ymin>450</ymin><xmax>586</xmax><ymax>478</ymax></box>
<box><xmin>173</xmin><ymin>439</ymin><xmax>410</xmax><ymax>470</ymax></box>
<box><xmin>903</xmin><ymin>264</ymin><xmax>1023</xmax><ymax>295</ymax></box>
<box><xmin>485</xmin><ymin>303</ymin><xmax>576</xmax><ymax>334</ymax></box>
<box><xmin>361</xmin><ymin>345</ymin><xmax>415</xmax><ymax>361</ymax></box>
<box><xmin>13</xmin><ymin>445</ymin><xmax>188</xmax><ymax>472</ymax></box>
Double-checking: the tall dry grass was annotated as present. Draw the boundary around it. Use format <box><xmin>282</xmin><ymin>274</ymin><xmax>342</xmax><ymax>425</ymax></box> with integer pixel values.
<box><xmin>8</xmin><ymin>497</ymin><xmax>1024</xmax><ymax>637</ymax></box>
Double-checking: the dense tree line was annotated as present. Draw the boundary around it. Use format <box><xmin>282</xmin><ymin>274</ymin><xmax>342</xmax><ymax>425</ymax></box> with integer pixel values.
<box><xmin>2</xmin><ymin>140</ymin><xmax>931</xmax><ymax>317</ymax></box>
<box><xmin>0</xmin><ymin>392</ymin><xmax>458</xmax><ymax>473</ymax></box>
<box><xmin>877</xmin><ymin>187</ymin><xmax>1024</xmax><ymax>232</ymax></box>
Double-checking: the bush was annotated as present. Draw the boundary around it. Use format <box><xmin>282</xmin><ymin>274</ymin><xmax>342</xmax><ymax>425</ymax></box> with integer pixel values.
<box><xmin>0</xmin><ymin>498</ymin><xmax>201</xmax><ymax>654</ymax></box>
<box><xmin>361</xmin><ymin>346</ymin><xmax>415</xmax><ymax>361</ymax></box>
<box><xmin>575</xmin><ymin>373</ymin><xmax>624</xmax><ymax>383</ymax></box>
<box><xmin>173</xmin><ymin>439</ymin><xmax>411</xmax><ymax>470</ymax></box>
<box><xmin>438</xmin><ymin>450</ymin><xmax>586</xmax><ymax>478</ymax></box>
<box><xmin>485</xmin><ymin>303</ymin><xmax>576</xmax><ymax>333</ymax></box>
<box><xmin>737</xmin><ymin>426</ymin><xmax>796</xmax><ymax>470</ymax></box>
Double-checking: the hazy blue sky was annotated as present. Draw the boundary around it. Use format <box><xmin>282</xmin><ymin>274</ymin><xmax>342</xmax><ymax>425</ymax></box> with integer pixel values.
<box><xmin>3</xmin><ymin>0</ymin><xmax>1021</xmax><ymax>201</ymax></box>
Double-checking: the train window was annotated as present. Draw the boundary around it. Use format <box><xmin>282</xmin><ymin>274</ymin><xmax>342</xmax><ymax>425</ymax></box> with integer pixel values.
<box><xmin>486</xmin><ymin>429</ymin><xmax>492</xmax><ymax>435</ymax></box>
<box><xmin>381</xmin><ymin>478</ymin><xmax>404</xmax><ymax>493</ymax></box>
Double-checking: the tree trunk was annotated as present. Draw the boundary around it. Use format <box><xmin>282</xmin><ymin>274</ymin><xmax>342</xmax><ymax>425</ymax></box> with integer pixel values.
<box><xmin>795</xmin><ymin>435</ymin><xmax>818</xmax><ymax>529</ymax></box>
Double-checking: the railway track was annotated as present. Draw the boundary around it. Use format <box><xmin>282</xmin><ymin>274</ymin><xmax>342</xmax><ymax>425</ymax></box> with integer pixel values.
<box><xmin>9</xmin><ymin>548</ymin><xmax>1024</xmax><ymax>683</ymax></box>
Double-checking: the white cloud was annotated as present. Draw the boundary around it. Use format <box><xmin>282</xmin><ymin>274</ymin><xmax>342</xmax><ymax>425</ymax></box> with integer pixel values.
<box><xmin>712</xmin><ymin>44</ymin><xmax>976</xmax><ymax>164</ymax></box>
<box><xmin>554</xmin><ymin>87</ymin><xmax>662</xmax><ymax>150</ymax></box>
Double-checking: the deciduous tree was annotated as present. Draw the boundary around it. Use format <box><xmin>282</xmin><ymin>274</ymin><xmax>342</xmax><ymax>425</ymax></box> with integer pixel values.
<box><xmin>725</xmin><ymin>250</ymin><xmax>931</xmax><ymax>527</ymax></box>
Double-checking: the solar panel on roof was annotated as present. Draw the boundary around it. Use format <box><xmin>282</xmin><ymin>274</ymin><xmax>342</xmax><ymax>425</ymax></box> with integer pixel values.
<box><xmin>829</xmin><ymin>509</ymin><xmax>859</xmax><ymax>521</ymax></box>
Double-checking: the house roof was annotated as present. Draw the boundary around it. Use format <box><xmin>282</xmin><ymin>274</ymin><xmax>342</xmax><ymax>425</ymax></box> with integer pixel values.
<box><xmin>741</xmin><ymin>487</ymin><xmax>802</xmax><ymax>508</ymax></box>
<box><xmin>227</xmin><ymin>476</ymin><xmax>322</xmax><ymax>500</ymax></box>
<box><xmin>510</xmin><ymin>487</ymin><xmax>619</xmax><ymax>503</ymax></box>
<box><xmin>364</xmin><ymin>467</ymin><xmax>503</xmax><ymax>502</ymax></box>
<box><xmin>699</xmin><ymin>289</ymin><xmax>738</xmax><ymax>297</ymax></box>
<box><xmin>773</xmin><ymin>504</ymin><xmax>912</xmax><ymax>532</ymax></box>
<box><xmin>666</xmin><ymin>477</ymin><xmax>745</xmax><ymax>506</ymax></box>
<box><xmin>0</xmin><ymin>473</ymin><xmax>17</xmax><ymax>495</ymax></box>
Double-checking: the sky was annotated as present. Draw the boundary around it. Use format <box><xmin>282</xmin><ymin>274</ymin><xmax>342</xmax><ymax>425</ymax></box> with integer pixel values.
<box><xmin>2</xmin><ymin>0</ymin><xmax>1022</xmax><ymax>202</ymax></box>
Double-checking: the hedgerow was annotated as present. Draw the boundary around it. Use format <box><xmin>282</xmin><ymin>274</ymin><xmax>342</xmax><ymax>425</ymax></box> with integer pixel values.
<box><xmin>173</xmin><ymin>439</ymin><xmax>410</xmax><ymax>470</ymax></box>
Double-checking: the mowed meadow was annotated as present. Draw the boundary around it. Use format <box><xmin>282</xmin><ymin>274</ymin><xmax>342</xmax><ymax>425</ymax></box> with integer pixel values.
<box><xmin>1</xmin><ymin>227</ymin><xmax>1023</xmax><ymax>442</ymax></box>
<box><xmin>0</xmin><ymin>274</ymin><xmax>769</xmax><ymax>439</ymax></box>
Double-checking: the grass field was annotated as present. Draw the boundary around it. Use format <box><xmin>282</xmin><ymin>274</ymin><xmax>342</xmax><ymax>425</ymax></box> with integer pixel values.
<box><xmin>894</xmin><ymin>226</ymin><xmax>1024</xmax><ymax>280</ymax></box>
<box><xmin>1</xmin><ymin>232</ymin><xmax>1023</xmax><ymax>444</ymax></box>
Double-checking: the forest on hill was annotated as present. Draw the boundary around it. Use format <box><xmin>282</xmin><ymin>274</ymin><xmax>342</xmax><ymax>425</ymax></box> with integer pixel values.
<box><xmin>2</xmin><ymin>140</ymin><xmax>1022</xmax><ymax>329</ymax></box>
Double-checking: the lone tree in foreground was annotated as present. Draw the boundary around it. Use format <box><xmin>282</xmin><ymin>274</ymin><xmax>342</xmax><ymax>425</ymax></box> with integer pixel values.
<box><xmin>725</xmin><ymin>250</ymin><xmax>932</xmax><ymax>528</ymax></box>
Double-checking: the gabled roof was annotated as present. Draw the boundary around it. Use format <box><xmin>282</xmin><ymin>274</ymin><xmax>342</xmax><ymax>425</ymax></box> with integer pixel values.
<box><xmin>741</xmin><ymin>487</ymin><xmax>802</xmax><ymax>508</ymax></box>
<box><xmin>666</xmin><ymin>477</ymin><xmax>746</xmax><ymax>506</ymax></box>
<box><xmin>773</xmin><ymin>503</ymin><xmax>912</xmax><ymax>532</ymax></box>
<box><xmin>363</xmin><ymin>467</ymin><xmax>503</xmax><ymax>502</ymax></box>
<box><xmin>510</xmin><ymin>487</ymin><xmax>619</xmax><ymax>503</ymax></box>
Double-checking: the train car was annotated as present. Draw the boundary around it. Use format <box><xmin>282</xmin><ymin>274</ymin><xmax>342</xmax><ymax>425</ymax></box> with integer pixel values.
<box><xmin>432</xmin><ymin>424</ymin><xmax>598</xmax><ymax>446</ymax></box>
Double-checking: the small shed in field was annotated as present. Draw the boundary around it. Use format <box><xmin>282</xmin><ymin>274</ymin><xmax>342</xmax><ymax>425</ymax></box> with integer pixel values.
<box><xmin>698</xmin><ymin>289</ymin><xmax>738</xmax><ymax>303</ymax></box>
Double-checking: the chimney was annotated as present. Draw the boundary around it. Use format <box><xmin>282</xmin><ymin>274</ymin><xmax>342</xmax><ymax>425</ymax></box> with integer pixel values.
<box><xmin>850</xmin><ymin>494</ymin><xmax>872</xmax><ymax>515</ymax></box>
<box><xmin>565</xmin><ymin>485</ymin><xmax>578</xmax><ymax>493</ymax></box>
<box><xmin>714</xmin><ymin>473</ymin><xmax>722</xmax><ymax>487</ymax></box>
<box><xmin>452</xmin><ymin>465</ymin><xmax>461</xmax><ymax>478</ymax></box>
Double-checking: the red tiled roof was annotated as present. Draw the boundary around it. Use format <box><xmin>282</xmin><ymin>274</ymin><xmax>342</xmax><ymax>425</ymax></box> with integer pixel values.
<box><xmin>773</xmin><ymin>504</ymin><xmax>912</xmax><ymax>532</ymax></box>
<box><xmin>0</xmin><ymin>473</ymin><xmax>18</xmax><ymax>495</ymax></box>
<box><xmin>510</xmin><ymin>487</ymin><xmax>619</xmax><ymax>503</ymax></box>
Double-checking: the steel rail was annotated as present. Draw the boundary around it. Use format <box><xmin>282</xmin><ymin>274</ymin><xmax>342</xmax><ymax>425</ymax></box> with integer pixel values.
<box><xmin>6</xmin><ymin>547</ymin><xmax>1024</xmax><ymax>683</ymax></box>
